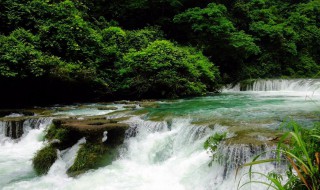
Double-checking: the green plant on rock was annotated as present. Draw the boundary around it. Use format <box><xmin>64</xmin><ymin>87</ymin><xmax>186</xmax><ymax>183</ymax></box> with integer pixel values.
<box><xmin>45</xmin><ymin>124</ymin><xmax>70</xmax><ymax>142</ymax></box>
<box><xmin>67</xmin><ymin>142</ymin><xmax>117</xmax><ymax>176</ymax></box>
<box><xmin>32</xmin><ymin>145</ymin><xmax>57</xmax><ymax>175</ymax></box>
<box><xmin>204</xmin><ymin>132</ymin><xmax>227</xmax><ymax>166</ymax></box>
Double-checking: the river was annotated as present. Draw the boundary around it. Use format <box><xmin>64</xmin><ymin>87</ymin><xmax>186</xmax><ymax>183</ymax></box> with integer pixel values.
<box><xmin>1</xmin><ymin>79</ymin><xmax>319</xmax><ymax>190</ymax></box>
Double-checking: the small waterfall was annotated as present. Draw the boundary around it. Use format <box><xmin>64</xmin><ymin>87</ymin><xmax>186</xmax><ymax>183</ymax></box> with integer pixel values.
<box><xmin>0</xmin><ymin>117</ymin><xmax>52</xmax><ymax>140</ymax></box>
<box><xmin>216</xmin><ymin>143</ymin><xmax>275</xmax><ymax>179</ymax></box>
<box><xmin>224</xmin><ymin>79</ymin><xmax>320</xmax><ymax>94</ymax></box>
<box><xmin>0</xmin><ymin>120</ymin><xmax>24</xmax><ymax>139</ymax></box>
<box><xmin>124</xmin><ymin>117</ymin><xmax>170</xmax><ymax>138</ymax></box>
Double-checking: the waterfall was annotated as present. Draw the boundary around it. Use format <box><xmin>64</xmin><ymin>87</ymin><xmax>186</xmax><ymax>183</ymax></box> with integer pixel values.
<box><xmin>223</xmin><ymin>79</ymin><xmax>320</xmax><ymax>94</ymax></box>
<box><xmin>215</xmin><ymin>143</ymin><xmax>278</xmax><ymax>179</ymax></box>
<box><xmin>123</xmin><ymin>116</ymin><xmax>170</xmax><ymax>138</ymax></box>
<box><xmin>1</xmin><ymin>115</ymin><xmax>286</xmax><ymax>190</ymax></box>
<box><xmin>0</xmin><ymin>117</ymin><xmax>52</xmax><ymax>140</ymax></box>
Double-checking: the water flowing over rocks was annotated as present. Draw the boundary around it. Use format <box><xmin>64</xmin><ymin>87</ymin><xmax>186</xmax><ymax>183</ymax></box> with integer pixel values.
<box><xmin>1</xmin><ymin>83</ymin><xmax>319</xmax><ymax>190</ymax></box>
<box><xmin>0</xmin><ymin>117</ymin><xmax>52</xmax><ymax>139</ymax></box>
<box><xmin>224</xmin><ymin>79</ymin><xmax>320</xmax><ymax>94</ymax></box>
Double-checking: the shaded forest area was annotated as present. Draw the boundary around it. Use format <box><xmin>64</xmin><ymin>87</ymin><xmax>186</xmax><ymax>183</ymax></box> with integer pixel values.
<box><xmin>0</xmin><ymin>0</ymin><xmax>319</xmax><ymax>107</ymax></box>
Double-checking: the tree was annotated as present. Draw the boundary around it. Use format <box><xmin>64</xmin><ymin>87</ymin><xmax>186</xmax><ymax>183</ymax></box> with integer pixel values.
<box><xmin>117</xmin><ymin>40</ymin><xmax>219</xmax><ymax>98</ymax></box>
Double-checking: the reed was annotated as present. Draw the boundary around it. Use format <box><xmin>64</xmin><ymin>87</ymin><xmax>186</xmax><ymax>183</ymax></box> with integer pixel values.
<box><xmin>238</xmin><ymin>122</ymin><xmax>320</xmax><ymax>190</ymax></box>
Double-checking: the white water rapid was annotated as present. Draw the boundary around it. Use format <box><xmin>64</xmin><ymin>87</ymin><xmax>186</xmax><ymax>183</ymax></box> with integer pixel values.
<box><xmin>1</xmin><ymin>117</ymin><xmax>279</xmax><ymax>190</ymax></box>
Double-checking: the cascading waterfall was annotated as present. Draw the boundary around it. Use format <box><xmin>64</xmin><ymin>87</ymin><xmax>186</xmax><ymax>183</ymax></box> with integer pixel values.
<box><xmin>224</xmin><ymin>79</ymin><xmax>320</xmax><ymax>95</ymax></box>
<box><xmin>216</xmin><ymin>143</ymin><xmax>278</xmax><ymax>179</ymax></box>
<box><xmin>2</xmin><ymin>116</ymin><xmax>281</xmax><ymax>190</ymax></box>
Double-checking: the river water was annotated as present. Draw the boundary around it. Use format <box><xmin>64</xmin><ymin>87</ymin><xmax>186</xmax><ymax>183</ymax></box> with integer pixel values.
<box><xmin>0</xmin><ymin>79</ymin><xmax>319</xmax><ymax>190</ymax></box>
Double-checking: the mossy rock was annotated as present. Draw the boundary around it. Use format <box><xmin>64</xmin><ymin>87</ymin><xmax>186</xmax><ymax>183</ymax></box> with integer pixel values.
<box><xmin>114</xmin><ymin>100</ymin><xmax>137</xmax><ymax>104</ymax></box>
<box><xmin>123</xmin><ymin>105</ymin><xmax>137</xmax><ymax>109</ymax></box>
<box><xmin>225</xmin><ymin>128</ymin><xmax>283</xmax><ymax>146</ymax></box>
<box><xmin>45</xmin><ymin>123</ymin><xmax>82</xmax><ymax>149</ymax></box>
<box><xmin>52</xmin><ymin>117</ymin><xmax>129</xmax><ymax>144</ymax></box>
<box><xmin>67</xmin><ymin>142</ymin><xmax>118</xmax><ymax>176</ymax></box>
<box><xmin>96</xmin><ymin>106</ymin><xmax>118</xmax><ymax>110</ymax></box>
<box><xmin>138</xmin><ymin>102</ymin><xmax>159</xmax><ymax>108</ymax></box>
<box><xmin>32</xmin><ymin>145</ymin><xmax>57</xmax><ymax>175</ymax></box>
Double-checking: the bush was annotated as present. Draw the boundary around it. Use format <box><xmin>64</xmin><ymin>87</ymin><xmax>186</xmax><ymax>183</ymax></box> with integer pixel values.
<box><xmin>117</xmin><ymin>40</ymin><xmax>219</xmax><ymax>98</ymax></box>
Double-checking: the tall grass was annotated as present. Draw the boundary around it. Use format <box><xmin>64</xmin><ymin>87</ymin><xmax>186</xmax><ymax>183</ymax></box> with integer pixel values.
<box><xmin>238</xmin><ymin>122</ymin><xmax>320</xmax><ymax>190</ymax></box>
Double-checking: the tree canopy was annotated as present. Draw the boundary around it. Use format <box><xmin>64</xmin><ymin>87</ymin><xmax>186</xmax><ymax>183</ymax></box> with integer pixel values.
<box><xmin>0</xmin><ymin>0</ymin><xmax>319</xmax><ymax>106</ymax></box>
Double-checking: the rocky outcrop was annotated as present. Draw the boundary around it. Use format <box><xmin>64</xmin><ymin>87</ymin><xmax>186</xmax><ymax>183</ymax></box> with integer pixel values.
<box><xmin>33</xmin><ymin>116</ymin><xmax>129</xmax><ymax>176</ymax></box>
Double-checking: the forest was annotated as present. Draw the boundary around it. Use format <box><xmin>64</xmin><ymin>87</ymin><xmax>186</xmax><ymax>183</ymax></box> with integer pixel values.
<box><xmin>0</xmin><ymin>0</ymin><xmax>319</xmax><ymax>106</ymax></box>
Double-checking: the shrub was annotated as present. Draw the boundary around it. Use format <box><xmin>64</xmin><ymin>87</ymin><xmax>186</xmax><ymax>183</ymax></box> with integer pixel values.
<box><xmin>117</xmin><ymin>40</ymin><xmax>219</xmax><ymax>98</ymax></box>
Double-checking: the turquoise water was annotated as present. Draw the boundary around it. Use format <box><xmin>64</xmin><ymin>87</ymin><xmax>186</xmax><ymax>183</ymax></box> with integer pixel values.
<box><xmin>144</xmin><ymin>92</ymin><xmax>319</xmax><ymax>129</ymax></box>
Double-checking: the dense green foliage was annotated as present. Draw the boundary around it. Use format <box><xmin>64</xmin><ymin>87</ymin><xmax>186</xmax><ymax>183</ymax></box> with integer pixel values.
<box><xmin>32</xmin><ymin>145</ymin><xmax>57</xmax><ymax>175</ymax></box>
<box><xmin>1</xmin><ymin>0</ymin><xmax>319</xmax><ymax>105</ymax></box>
<box><xmin>118</xmin><ymin>40</ymin><xmax>219</xmax><ymax>98</ymax></box>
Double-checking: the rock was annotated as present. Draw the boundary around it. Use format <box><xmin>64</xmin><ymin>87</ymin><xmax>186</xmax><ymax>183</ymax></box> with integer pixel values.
<box><xmin>52</xmin><ymin>117</ymin><xmax>129</xmax><ymax>144</ymax></box>
<box><xmin>123</xmin><ymin>105</ymin><xmax>136</xmax><ymax>109</ymax></box>
<box><xmin>36</xmin><ymin>116</ymin><xmax>130</xmax><ymax>176</ymax></box>
<box><xmin>139</xmin><ymin>102</ymin><xmax>159</xmax><ymax>108</ymax></box>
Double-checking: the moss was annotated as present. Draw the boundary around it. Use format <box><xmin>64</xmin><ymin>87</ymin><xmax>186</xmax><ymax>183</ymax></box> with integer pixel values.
<box><xmin>45</xmin><ymin>124</ymin><xmax>69</xmax><ymax>141</ymax></box>
<box><xmin>32</xmin><ymin>145</ymin><xmax>57</xmax><ymax>175</ymax></box>
<box><xmin>225</xmin><ymin>128</ymin><xmax>284</xmax><ymax>146</ymax></box>
<box><xmin>45</xmin><ymin>123</ymin><xmax>81</xmax><ymax>149</ymax></box>
<box><xmin>67</xmin><ymin>143</ymin><xmax>117</xmax><ymax>176</ymax></box>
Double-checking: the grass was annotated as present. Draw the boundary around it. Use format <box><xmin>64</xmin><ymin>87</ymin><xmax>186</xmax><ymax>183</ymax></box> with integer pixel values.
<box><xmin>238</xmin><ymin>122</ymin><xmax>320</xmax><ymax>190</ymax></box>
